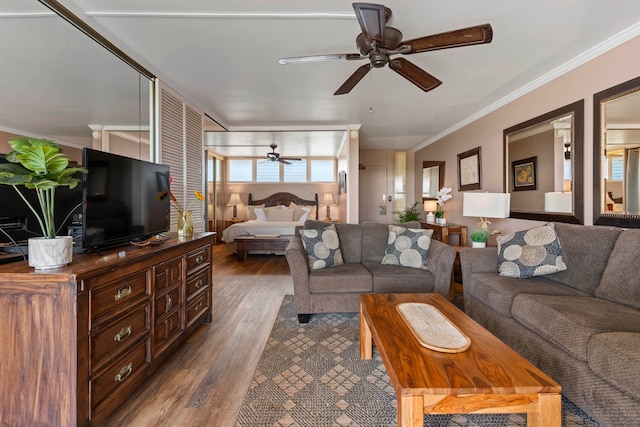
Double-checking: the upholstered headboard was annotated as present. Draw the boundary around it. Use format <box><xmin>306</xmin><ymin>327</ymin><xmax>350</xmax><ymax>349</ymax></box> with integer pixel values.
<box><xmin>248</xmin><ymin>192</ymin><xmax>319</xmax><ymax>220</ymax></box>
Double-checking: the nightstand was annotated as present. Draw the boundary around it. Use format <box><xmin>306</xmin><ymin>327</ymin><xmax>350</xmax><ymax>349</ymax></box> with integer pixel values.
<box><xmin>224</xmin><ymin>219</ymin><xmax>245</xmax><ymax>230</ymax></box>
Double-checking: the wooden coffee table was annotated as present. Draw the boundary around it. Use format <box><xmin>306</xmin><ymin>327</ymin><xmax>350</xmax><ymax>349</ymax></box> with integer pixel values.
<box><xmin>234</xmin><ymin>235</ymin><xmax>293</xmax><ymax>261</ymax></box>
<box><xmin>359</xmin><ymin>293</ymin><xmax>561</xmax><ymax>427</ymax></box>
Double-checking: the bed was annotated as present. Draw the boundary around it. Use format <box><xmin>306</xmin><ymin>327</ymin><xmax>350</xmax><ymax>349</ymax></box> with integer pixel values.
<box><xmin>222</xmin><ymin>192</ymin><xmax>319</xmax><ymax>256</ymax></box>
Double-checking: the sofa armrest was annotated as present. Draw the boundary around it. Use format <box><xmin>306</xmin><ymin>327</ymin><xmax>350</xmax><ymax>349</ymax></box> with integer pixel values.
<box><xmin>426</xmin><ymin>240</ymin><xmax>457</xmax><ymax>298</ymax></box>
<box><xmin>459</xmin><ymin>247</ymin><xmax>499</xmax><ymax>285</ymax></box>
<box><xmin>285</xmin><ymin>237</ymin><xmax>312</xmax><ymax>313</ymax></box>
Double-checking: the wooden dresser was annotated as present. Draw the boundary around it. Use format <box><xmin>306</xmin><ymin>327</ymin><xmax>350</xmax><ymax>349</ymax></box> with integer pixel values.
<box><xmin>0</xmin><ymin>232</ymin><xmax>215</xmax><ymax>426</ymax></box>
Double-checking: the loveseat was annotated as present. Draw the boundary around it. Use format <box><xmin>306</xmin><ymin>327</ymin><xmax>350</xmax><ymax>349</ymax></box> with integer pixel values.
<box><xmin>286</xmin><ymin>220</ymin><xmax>456</xmax><ymax>322</ymax></box>
<box><xmin>460</xmin><ymin>222</ymin><xmax>640</xmax><ymax>426</ymax></box>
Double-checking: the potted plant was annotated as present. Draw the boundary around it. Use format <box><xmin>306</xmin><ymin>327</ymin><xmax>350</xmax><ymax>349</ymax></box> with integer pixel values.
<box><xmin>393</xmin><ymin>201</ymin><xmax>421</xmax><ymax>223</ymax></box>
<box><xmin>435</xmin><ymin>187</ymin><xmax>452</xmax><ymax>225</ymax></box>
<box><xmin>0</xmin><ymin>137</ymin><xmax>87</xmax><ymax>269</ymax></box>
<box><xmin>470</xmin><ymin>229</ymin><xmax>489</xmax><ymax>248</ymax></box>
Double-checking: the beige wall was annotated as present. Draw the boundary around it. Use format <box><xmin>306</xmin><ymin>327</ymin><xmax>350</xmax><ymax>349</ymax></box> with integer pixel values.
<box><xmin>414</xmin><ymin>34</ymin><xmax>640</xmax><ymax>241</ymax></box>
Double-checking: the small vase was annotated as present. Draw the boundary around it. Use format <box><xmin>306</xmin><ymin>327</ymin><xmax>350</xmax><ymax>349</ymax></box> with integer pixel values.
<box><xmin>28</xmin><ymin>236</ymin><xmax>73</xmax><ymax>270</ymax></box>
<box><xmin>178</xmin><ymin>210</ymin><xmax>194</xmax><ymax>237</ymax></box>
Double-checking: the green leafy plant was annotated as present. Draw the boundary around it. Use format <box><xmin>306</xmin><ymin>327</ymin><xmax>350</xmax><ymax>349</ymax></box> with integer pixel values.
<box><xmin>470</xmin><ymin>229</ymin><xmax>489</xmax><ymax>243</ymax></box>
<box><xmin>394</xmin><ymin>201</ymin><xmax>421</xmax><ymax>223</ymax></box>
<box><xmin>0</xmin><ymin>137</ymin><xmax>87</xmax><ymax>238</ymax></box>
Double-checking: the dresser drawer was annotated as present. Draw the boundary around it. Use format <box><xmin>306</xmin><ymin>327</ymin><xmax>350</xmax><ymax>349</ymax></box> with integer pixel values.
<box><xmin>154</xmin><ymin>286</ymin><xmax>182</xmax><ymax>318</ymax></box>
<box><xmin>186</xmin><ymin>287</ymin><xmax>211</xmax><ymax>328</ymax></box>
<box><xmin>186</xmin><ymin>246</ymin><xmax>210</xmax><ymax>274</ymax></box>
<box><xmin>154</xmin><ymin>309</ymin><xmax>183</xmax><ymax>351</ymax></box>
<box><xmin>90</xmin><ymin>302</ymin><xmax>150</xmax><ymax>372</ymax></box>
<box><xmin>91</xmin><ymin>272</ymin><xmax>150</xmax><ymax>321</ymax></box>
<box><xmin>90</xmin><ymin>338</ymin><xmax>150</xmax><ymax>413</ymax></box>
<box><xmin>154</xmin><ymin>256</ymin><xmax>183</xmax><ymax>292</ymax></box>
<box><xmin>186</xmin><ymin>268</ymin><xmax>210</xmax><ymax>300</ymax></box>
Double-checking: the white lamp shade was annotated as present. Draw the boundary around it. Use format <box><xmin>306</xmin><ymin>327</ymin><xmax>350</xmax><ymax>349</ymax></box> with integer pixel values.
<box><xmin>227</xmin><ymin>193</ymin><xmax>243</xmax><ymax>206</ymax></box>
<box><xmin>423</xmin><ymin>200</ymin><xmax>438</xmax><ymax>212</ymax></box>
<box><xmin>463</xmin><ymin>192</ymin><xmax>511</xmax><ymax>218</ymax></box>
<box><xmin>544</xmin><ymin>192</ymin><xmax>572</xmax><ymax>213</ymax></box>
<box><xmin>321</xmin><ymin>193</ymin><xmax>336</xmax><ymax>206</ymax></box>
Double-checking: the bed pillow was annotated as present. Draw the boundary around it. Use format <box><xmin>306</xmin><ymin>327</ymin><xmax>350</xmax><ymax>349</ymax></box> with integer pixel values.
<box><xmin>288</xmin><ymin>202</ymin><xmax>311</xmax><ymax>221</ymax></box>
<box><xmin>497</xmin><ymin>222</ymin><xmax>567</xmax><ymax>278</ymax></box>
<box><xmin>253</xmin><ymin>208</ymin><xmax>267</xmax><ymax>222</ymax></box>
<box><xmin>267</xmin><ymin>207</ymin><xmax>294</xmax><ymax>222</ymax></box>
<box><xmin>298</xmin><ymin>207</ymin><xmax>311</xmax><ymax>222</ymax></box>
<box><xmin>300</xmin><ymin>224</ymin><xmax>344</xmax><ymax>270</ymax></box>
<box><xmin>381</xmin><ymin>225</ymin><xmax>434</xmax><ymax>269</ymax></box>
<box><xmin>246</xmin><ymin>204</ymin><xmax>265</xmax><ymax>221</ymax></box>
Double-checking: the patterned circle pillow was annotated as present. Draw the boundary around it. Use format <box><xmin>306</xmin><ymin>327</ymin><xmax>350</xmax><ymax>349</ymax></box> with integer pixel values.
<box><xmin>381</xmin><ymin>225</ymin><xmax>434</xmax><ymax>269</ymax></box>
<box><xmin>300</xmin><ymin>224</ymin><xmax>344</xmax><ymax>270</ymax></box>
<box><xmin>497</xmin><ymin>222</ymin><xmax>567</xmax><ymax>278</ymax></box>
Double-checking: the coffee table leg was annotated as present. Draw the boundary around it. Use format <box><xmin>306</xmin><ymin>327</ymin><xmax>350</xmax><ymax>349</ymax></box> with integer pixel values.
<box><xmin>398</xmin><ymin>394</ymin><xmax>424</xmax><ymax>427</ymax></box>
<box><xmin>359</xmin><ymin>301</ymin><xmax>372</xmax><ymax>360</ymax></box>
<box><xmin>528</xmin><ymin>393</ymin><xmax>561</xmax><ymax>427</ymax></box>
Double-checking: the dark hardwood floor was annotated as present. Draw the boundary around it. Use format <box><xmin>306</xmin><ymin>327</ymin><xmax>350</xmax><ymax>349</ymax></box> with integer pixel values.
<box><xmin>102</xmin><ymin>244</ymin><xmax>293</xmax><ymax>426</ymax></box>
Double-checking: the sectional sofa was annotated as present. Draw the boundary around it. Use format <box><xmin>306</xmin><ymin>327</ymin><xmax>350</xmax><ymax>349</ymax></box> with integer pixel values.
<box><xmin>460</xmin><ymin>222</ymin><xmax>640</xmax><ymax>426</ymax></box>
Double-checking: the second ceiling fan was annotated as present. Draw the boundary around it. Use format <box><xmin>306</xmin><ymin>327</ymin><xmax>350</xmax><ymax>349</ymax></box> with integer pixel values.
<box><xmin>279</xmin><ymin>3</ymin><xmax>493</xmax><ymax>95</ymax></box>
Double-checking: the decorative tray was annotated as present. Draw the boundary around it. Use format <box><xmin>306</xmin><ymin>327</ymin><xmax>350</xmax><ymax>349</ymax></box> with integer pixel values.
<box><xmin>396</xmin><ymin>302</ymin><xmax>471</xmax><ymax>353</ymax></box>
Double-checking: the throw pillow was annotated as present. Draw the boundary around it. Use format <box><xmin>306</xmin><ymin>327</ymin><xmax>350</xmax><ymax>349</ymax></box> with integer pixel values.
<box><xmin>267</xmin><ymin>207</ymin><xmax>294</xmax><ymax>222</ymax></box>
<box><xmin>497</xmin><ymin>222</ymin><xmax>567</xmax><ymax>278</ymax></box>
<box><xmin>300</xmin><ymin>224</ymin><xmax>344</xmax><ymax>270</ymax></box>
<box><xmin>381</xmin><ymin>225</ymin><xmax>434</xmax><ymax>269</ymax></box>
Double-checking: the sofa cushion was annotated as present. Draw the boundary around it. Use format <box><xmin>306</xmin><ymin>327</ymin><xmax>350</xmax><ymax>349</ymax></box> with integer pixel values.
<box><xmin>361</xmin><ymin>221</ymin><xmax>421</xmax><ymax>263</ymax></box>
<box><xmin>595</xmin><ymin>229</ymin><xmax>640</xmax><ymax>309</ymax></box>
<box><xmin>465</xmin><ymin>272</ymin><xmax>586</xmax><ymax>317</ymax></box>
<box><xmin>364</xmin><ymin>262</ymin><xmax>436</xmax><ymax>293</ymax></box>
<box><xmin>497</xmin><ymin>222</ymin><xmax>566</xmax><ymax>278</ymax></box>
<box><xmin>546</xmin><ymin>222</ymin><xmax>622</xmax><ymax>294</ymax></box>
<box><xmin>588</xmin><ymin>332</ymin><xmax>640</xmax><ymax>401</ymax></box>
<box><xmin>308</xmin><ymin>263</ymin><xmax>373</xmax><ymax>293</ymax></box>
<box><xmin>304</xmin><ymin>220</ymin><xmax>362</xmax><ymax>263</ymax></box>
<box><xmin>300</xmin><ymin>224</ymin><xmax>344</xmax><ymax>270</ymax></box>
<box><xmin>381</xmin><ymin>225</ymin><xmax>433</xmax><ymax>269</ymax></box>
<box><xmin>511</xmin><ymin>294</ymin><xmax>640</xmax><ymax>362</ymax></box>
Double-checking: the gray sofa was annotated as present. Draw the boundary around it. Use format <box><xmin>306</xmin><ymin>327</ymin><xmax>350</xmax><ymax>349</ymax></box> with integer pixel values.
<box><xmin>286</xmin><ymin>220</ymin><xmax>456</xmax><ymax>322</ymax></box>
<box><xmin>460</xmin><ymin>222</ymin><xmax>640</xmax><ymax>426</ymax></box>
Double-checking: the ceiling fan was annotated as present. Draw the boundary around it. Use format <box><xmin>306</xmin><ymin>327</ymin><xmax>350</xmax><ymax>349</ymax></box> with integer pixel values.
<box><xmin>265</xmin><ymin>144</ymin><xmax>301</xmax><ymax>164</ymax></box>
<box><xmin>279</xmin><ymin>3</ymin><xmax>493</xmax><ymax>95</ymax></box>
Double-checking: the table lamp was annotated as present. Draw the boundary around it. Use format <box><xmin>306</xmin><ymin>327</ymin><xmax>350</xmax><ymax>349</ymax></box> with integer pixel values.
<box><xmin>321</xmin><ymin>193</ymin><xmax>336</xmax><ymax>221</ymax></box>
<box><xmin>227</xmin><ymin>193</ymin><xmax>244</xmax><ymax>221</ymax></box>
<box><xmin>423</xmin><ymin>200</ymin><xmax>438</xmax><ymax>223</ymax></box>
<box><xmin>463</xmin><ymin>192</ymin><xmax>510</xmax><ymax>246</ymax></box>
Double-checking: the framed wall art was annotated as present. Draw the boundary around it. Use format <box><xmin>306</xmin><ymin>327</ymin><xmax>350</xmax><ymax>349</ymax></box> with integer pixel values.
<box><xmin>512</xmin><ymin>156</ymin><xmax>537</xmax><ymax>191</ymax></box>
<box><xmin>457</xmin><ymin>147</ymin><xmax>482</xmax><ymax>191</ymax></box>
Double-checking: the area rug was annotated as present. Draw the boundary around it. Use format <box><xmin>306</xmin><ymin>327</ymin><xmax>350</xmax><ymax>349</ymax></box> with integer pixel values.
<box><xmin>235</xmin><ymin>295</ymin><xmax>602</xmax><ymax>427</ymax></box>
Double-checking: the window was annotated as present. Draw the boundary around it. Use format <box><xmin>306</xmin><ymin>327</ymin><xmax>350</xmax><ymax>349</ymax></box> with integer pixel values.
<box><xmin>256</xmin><ymin>160</ymin><xmax>279</xmax><ymax>182</ymax></box>
<box><xmin>610</xmin><ymin>156</ymin><xmax>623</xmax><ymax>181</ymax></box>
<box><xmin>310</xmin><ymin>159</ymin><xmax>335</xmax><ymax>182</ymax></box>
<box><xmin>284</xmin><ymin>160</ymin><xmax>307</xmax><ymax>182</ymax></box>
<box><xmin>228</xmin><ymin>159</ymin><xmax>253</xmax><ymax>181</ymax></box>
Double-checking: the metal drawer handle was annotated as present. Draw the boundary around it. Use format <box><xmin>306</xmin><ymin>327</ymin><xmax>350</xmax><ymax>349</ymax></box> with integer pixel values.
<box><xmin>115</xmin><ymin>363</ymin><xmax>133</xmax><ymax>382</ymax></box>
<box><xmin>195</xmin><ymin>255</ymin><xmax>204</xmax><ymax>264</ymax></box>
<box><xmin>114</xmin><ymin>325</ymin><xmax>132</xmax><ymax>342</ymax></box>
<box><xmin>115</xmin><ymin>286</ymin><xmax>132</xmax><ymax>301</ymax></box>
<box><xmin>195</xmin><ymin>301</ymin><xmax>203</xmax><ymax>312</ymax></box>
<box><xmin>195</xmin><ymin>279</ymin><xmax>203</xmax><ymax>289</ymax></box>
<box><xmin>167</xmin><ymin>295</ymin><xmax>173</xmax><ymax>310</ymax></box>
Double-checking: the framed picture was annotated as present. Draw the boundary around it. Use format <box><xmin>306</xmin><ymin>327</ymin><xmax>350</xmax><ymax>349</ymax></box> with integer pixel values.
<box><xmin>512</xmin><ymin>156</ymin><xmax>537</xmax><ymax>191</ymax></box>
<box><xmin>338</xmin><ymin>170</ymin><xmax>347</xmax><ymax>194</ymax></box>
<box><xmin>457</xmin><ymin>147</ymin><xmax>482</xmax><ymax>191</ymax></box>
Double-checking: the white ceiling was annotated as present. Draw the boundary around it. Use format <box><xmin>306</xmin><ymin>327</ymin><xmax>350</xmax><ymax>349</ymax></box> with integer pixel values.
<box><xmin>2</xmin><ymin>1</ymin><xmax>640</xmax><ymax>159</ymax></box>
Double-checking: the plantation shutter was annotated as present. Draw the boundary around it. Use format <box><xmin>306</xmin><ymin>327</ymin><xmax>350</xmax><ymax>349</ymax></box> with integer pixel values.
<box><xmin>158</xmin><ymin>82</ymin><xmax>205</xmax><ymax>232</ymax></box>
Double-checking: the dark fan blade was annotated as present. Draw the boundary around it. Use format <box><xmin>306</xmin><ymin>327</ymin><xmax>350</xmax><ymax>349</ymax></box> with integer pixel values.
<box><xmin>401</xmin><ymin>24</ymin><xmax>493</xmax><ymax>54</ymax></box>
<box><xmin>279</xmin><ymin>53</ymin><xmax>364</xmax><ymax>65</ymax></box>
<box><xmin>278</xmin><ymin>159</ymin><xmax>292</xmax><ymax>165</ymax></box>
<box><xmin>353</xmin><ymin>3</ymin><xmax>388</xmax><ymax>45</ymax></box>
<box><xmin>280</xmin><ymin>157</ymin><xmax>302</xmax><ymax>162</ymax></box>
<box><xmin>334</xmin><ymin>63</ymin><xmax>372</xmax><ymax>95</ymax></box>
<box><xmin>389</xmin><ymin>58</ymin><xmax>442</xmax><ymax>92</ymax></box>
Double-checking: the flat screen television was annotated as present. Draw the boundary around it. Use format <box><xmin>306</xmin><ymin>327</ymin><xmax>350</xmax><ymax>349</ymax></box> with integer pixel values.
<box><xmin>82</xmin><ymin>148</ymin><xmax>170</xmax><ymax>250</ymax></box>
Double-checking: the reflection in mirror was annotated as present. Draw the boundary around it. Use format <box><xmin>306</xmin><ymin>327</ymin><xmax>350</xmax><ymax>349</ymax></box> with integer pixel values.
<box><xmin>422</xmin><ymin>161</ymin><xmax>445</xmax><ymax>199</ymax></box>
<box><xmin>504</xmin><ymin>100</ymin><xmax>584</xmax><ymax>224</ymax></box>
<box><xmin>593</xmin><ymin>76</ymin><xmax>640</xmax><ymax>227</ymax></box>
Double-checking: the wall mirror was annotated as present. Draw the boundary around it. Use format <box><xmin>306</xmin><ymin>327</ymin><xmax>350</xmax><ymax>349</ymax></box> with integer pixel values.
<box><xmin>422</xmin><ymin>161</ymin><xmax>445</xmax><ymax>199</ymax></box>
<box><xmin>503</xmin><ymin>100</ymin><xmax>584</xmax><ymax>224</ymax></box>
<box><xmin>593</xmin><ymin>76</ymin><xmax>640</xmax><ymax>227</ymax></box>
<box><xmin>0</xmin><ymin>0</ymin><xmax>151</xmax><ymax>160</ymax></box>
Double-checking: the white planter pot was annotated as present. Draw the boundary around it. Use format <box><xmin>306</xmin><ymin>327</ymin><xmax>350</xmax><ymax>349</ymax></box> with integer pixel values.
<box><xmin>471</xmin><ymin>241</ymin><xmax>487</xmax><ymax>248</ymax></box>
<box><xmin>436</xmin><ymin>218</ymin><xmax>447</xmax><ymax>225</ymax></box>
<box><xmin>28</xmin><ymin>236</ymin><xmax>73</xmax><ymax>270</ymax></box>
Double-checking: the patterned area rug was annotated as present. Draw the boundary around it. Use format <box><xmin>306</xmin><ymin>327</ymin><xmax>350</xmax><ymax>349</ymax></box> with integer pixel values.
<box><xmin>236</xmin><ymin>295</ymin><xmax>602</xmax><ymax>427</ymax></box>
